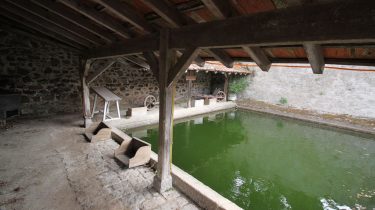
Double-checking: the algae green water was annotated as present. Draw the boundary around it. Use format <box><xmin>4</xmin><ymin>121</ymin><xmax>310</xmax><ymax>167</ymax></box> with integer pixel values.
<box><xmin>129</xmin><ymin>110</ymin><xmax>375</xmax><ymax>210</ymax></box>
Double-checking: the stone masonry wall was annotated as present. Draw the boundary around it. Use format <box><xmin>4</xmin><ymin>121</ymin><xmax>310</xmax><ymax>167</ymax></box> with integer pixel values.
<box><xmin>240</xmin><ymin>64</ymin><xmax>375</xmax><ymax>119</ymax></box>
<box><xmin>0</xmin><ymin>29</ymin><xmax>81</xmax><ymax>116</ymax></box>
<box><xmin>90</xmin><ymin>61</ymin><xmax>211</xmax><ymax>108</ymax></box>
<box><xmin>0</xmin><ymin>28</ymin><xmax>211</xmax><ymax>116</ymax></box>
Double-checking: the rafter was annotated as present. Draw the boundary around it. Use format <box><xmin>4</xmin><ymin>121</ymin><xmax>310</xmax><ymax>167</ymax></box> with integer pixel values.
<box><xmin>32</xmin><ymin>0</ymin><xmax>116</xmax><ymax>43</ymax></box>
<box><xmin>93</xmin><ymin>0</ymin><xmax>154</xmax><ymax>33</ymax></box>
<box><xmin>303</xmin><ymin>43</ymin><xmax>325</xmax><ymax>74</ymax></box>
<box><xmin>87</xmin><ymin>59</ymin><xmax>117</xmax><ymax>84</ymax></box>
<box><xmin>201</xmin><ymin>0</ymin><xmax>234</xmax><ymax>20</ymax></box>
<box><xmin>0</xmin><ymin>9</ymin><xmax>84</xmax><ymax>49</ymax></box>
<box><xmin>8</xmin><ymin>0</ymin><xmax>105</xmax><ymax>46</ymax></box>
<box><xmin>0</xmin><ymin>2</ymin><xmax>92</xmax><ymax>48</ymax></box>
<box><xmin>168</xmin><ymin>48</ymin><xmax>200</xmax><ymax>86</ymax></box>
<box><xmin>143</xmin><ymin>51</ymin><xmax>159</xmax><ymax>80</ymax></box>
<box><xmin>207</xmin><ymin>49</ymin><xmax>234</xmax><ymax>68</ymax></box>
<box><xmin>242</xmin><ymin>46</ymin><xmax>271</xmax><ymax>72</ymax></box>
<box><xmin>87</xmin><ymin>1</ymin><xmax>375</xmax><ymax>59</ymax></box>
<box><xmin>142</xmin><ymin>0</ymin><xmax>187</xmax><ymax>28</ymax></box>
<box><xmin>57</xmin><ymin>0</ymin><xmax>131</xmax><ymax>39</ymax></box>
<box><xmin>120</xmin><ymin>56</ymin><xmax>150</xmax><ymax>69</ymax></box>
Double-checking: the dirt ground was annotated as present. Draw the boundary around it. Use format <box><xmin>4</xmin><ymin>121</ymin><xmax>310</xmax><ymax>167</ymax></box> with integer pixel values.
<box><xmin>0</xmin><ymin>114</ymin><xmax>199</xmax><ymax>210</ymax></box>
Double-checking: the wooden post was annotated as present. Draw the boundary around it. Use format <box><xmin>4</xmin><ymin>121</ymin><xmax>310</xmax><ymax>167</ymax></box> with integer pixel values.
<box><xmin>187</xmin><ymin>79</ymin><xmax>192</xmax><ymax>108</ymax></box>
<box><xmin>224</xmin><ymin>73</ymin><xmax>229</xmax><ymax>101</ymax></box>
<box><xmin>81</xmin><ymin>59</ymin><xmax>92</xmax><ymax>128</ymax></box>
<box><xmin>153</xmin><ymin>28</ymin><xmax>175</xmax><ymax>193</ymax></box>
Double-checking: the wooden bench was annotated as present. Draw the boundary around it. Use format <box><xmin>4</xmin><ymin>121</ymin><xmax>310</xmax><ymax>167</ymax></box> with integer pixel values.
<box><xmin>91</xmin><ymin>87</ymin><xmax>122</xmax><ymax>122</ymax></box>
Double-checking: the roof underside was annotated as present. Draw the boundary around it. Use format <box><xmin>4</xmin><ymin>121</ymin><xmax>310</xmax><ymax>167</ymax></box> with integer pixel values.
<box><xmin>1</xmin><ymin>0</ymin><xmax>375</xmax><ymax>70</ymax></box>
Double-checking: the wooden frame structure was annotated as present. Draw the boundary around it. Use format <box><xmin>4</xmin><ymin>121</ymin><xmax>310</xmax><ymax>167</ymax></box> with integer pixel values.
<box><xmin>2</xmin><ymin>0</ymin><xmax>375</xmax><ymax>193</ymax></box>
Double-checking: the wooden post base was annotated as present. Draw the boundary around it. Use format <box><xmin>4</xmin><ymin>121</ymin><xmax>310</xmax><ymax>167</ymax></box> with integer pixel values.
<box><xmin>153</xmin><ymin>174</ymin><xmax>173</xmax><ymax>193</ymax></box>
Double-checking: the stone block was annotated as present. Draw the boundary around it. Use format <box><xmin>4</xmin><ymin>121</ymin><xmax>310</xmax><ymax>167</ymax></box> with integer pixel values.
<box><xmin>127</xmin><ymin>107</ymin><xmax>148</xmax><ymax>117</ymax></box>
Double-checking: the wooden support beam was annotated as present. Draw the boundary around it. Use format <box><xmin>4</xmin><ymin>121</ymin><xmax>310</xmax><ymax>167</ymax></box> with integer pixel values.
<box><xmin>81</xmin><ymin>59</ymin><xmax>93</xmax><ymax>128</ymax></box>
<box><xmin>58</xmin><ymin>0</ymin><xmax>131</xmax><ymax>39</ymax></box>
<box><xmin>167</xmin><ymin>48</ymin><xmax>200</xmax><ymax>86</ymax></box>
<box><xmin>32</xmin><ymin>0</ymin><xmax>116</xmax><ymax>43</ymax></box>
<box><xmin>143</xmin><ymin>51</ymin><xmax>159</xmax><ymax>80</ymax></box>
<box><xmin>120</xmin><ymin>56</ymin><xmax>150</xmax><ymax>69</ymax></box>
<box><xmin>187</xmin><ymin>79</ymin><xmax>192</xmax><ymax>108</ymax></box>
<box><xmin>224</xmin><ymin>73</ymin><xmax>228</xmax><ymax>101</ymax></box>
<box><xmin>303</xmin><ymin>43</ymin><xmax>325</xmax><ymax>74</ymax></box>
<box><xmin>0</xmin><ymin>2</ymin><xmax>92</xmax><ymax>48</ymax></box>
<box><xmin>153</xmin><ymin>28</ymin><xmax>175</xmax><ymax>193</ymax></box>
<box><xmin>170</xmin><ymin>0</ymin><xmax>375</xmax><ymax>48</ymax></box>
<box><xmin>87</xmin><ymin>1</ymin><xmax>375</xmax><ymax>58</ymax></box>
<box><xmin>0</xmin><ymin>9</ymin><xmax>84</xmax><ymax>49</ymax></box>
<box><xmin>201</xmin><ymin>0</ymin><xmax>234</xmax><ymax>20</ymax></box>
<box><xmin>87</xmin><ymin>59</ymin><xmax>116</xmax><ymax>84</ymax></box>
<box><xmin>207</xmin><ymin>49</ymin><xmax>234</xmax><ymax>68</ymax></box>
<box><xmin>8</xmin><ymin>0</ymin><xmax>105</xmax><ymax>46</ymax></box>
<box><xmin>142</xmin><ymin>0</ymin><xmax>187</xmax><ymax>28</ymax></box>
<box><xmin>242</xmin><ymin>46</ymin><xmax>271</xmax><ymax>72</ymax></box>
<box><xmin>93</xmin><ymin>0</ymin><xmax>154</xmax><ymax>33</ymax></box>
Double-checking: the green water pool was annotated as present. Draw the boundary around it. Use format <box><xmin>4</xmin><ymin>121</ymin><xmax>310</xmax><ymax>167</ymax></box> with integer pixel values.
<box><xmin>128</xmin><ymin>109</ymin><xmax>375</xmax><ymax>210</ymax></box>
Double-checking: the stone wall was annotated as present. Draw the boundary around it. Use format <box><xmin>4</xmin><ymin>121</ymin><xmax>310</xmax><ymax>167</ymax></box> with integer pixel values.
<box><xmin>0</xmin><ymin>29</ymin><xmax>211</xmax><ymax>116</ymax></box>
<box><xmin>90</xmin><ymin>61</ymin><xmax>211</xmax><ymax>108</ymax></box>
<box><xmin>0</xmin><ymin>29</ymin><xmax>81</xmax><ymax>115</ymax></box>
<box><xmin>240</xmin><ymin>64</ymin><xmax>375</xmax><ymax>119</ymax></box>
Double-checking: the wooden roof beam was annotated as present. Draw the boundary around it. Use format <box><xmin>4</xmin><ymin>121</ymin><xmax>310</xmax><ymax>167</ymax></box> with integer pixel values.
<box><xmin>201</xmin><ymin>0</ymin><xmax>235</xmax><ymax>20</ymax></box>
<box><xmin>0</xmin><ymin>9</ymin><xmax>84</xmax><ymax>50</ymax></box>
<box><xmin>142</xmin><ymin>0</ymin><xmax>187</xmax><ymax>28</ymax></box>
<box><xmin>93</xmin><ymin>0</ymin><xmax>154</xmax><ymax>33</ymax></box>
<box><xmin>168</xmin><ymin>47</ymin><xmax>200</xmax><ymax>86</ymax></box>
<box><xmin>143</xmin><ymin>51</ymin><xmax>159</xmax><ymax>80</ymax></box>
<box><xmin>87</xmin><ymin>0</ymin><xmax>375</xmax><ymax>58</ymax></box>
<box><xmin>57</xmin><ymin>0</ymin><xmax>131</xmax><ymax>39</ymax></box>
<box><xmin>8</xmin><ymin>0</ymin><xmax>105</xmax><ymax>46</ymax></box>
<box><xmin>207</xmin><ymin>49</ymin><xmax>234</xmax><ymax>68</ymax></box>
<box><xmin>32</xmin><ymin>0</ymin><xmax>116</xmax><ymax>43</ymax></box>
<box><xmin>120</xmin><ymin>56</ymin><xmax>150</xmax><ymax>69</ymax></box>
<box><xmin>303</xmin><ymin>43</ymin><xmax>325</xmax><ymax>74</ymax></box>
<box><xmin>0</xmin><ymin>2</ymin><xmax>92</xmax><ymax>48</ymax></box>
<box><xmin>242</xmin><ymin>46</ymin><xmax>271</xmax><ymax>72</ymax></box>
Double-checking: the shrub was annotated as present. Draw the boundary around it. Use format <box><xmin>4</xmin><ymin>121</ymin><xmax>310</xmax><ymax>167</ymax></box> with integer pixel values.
<box><xmin>229</xmin><ymin>77</ymin><xmax>249</xmax><ymax>94</ymax></box>
<box><xmin>279</xmin><ymin>97</ymin><xmax>288</xmax><ymax>105</ymax></box>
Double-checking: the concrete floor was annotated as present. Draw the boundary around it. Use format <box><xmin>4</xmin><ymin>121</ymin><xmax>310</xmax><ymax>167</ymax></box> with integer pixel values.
<box><xmin>0</xmin><ymin>114</ymin><xmax>200</xmax><ymax>210</ymax></box>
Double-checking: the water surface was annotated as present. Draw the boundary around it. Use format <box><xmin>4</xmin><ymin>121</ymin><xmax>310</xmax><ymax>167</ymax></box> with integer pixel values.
<box><xmin>129</xmin><ymin>110</ymin><xmax>375</xmax><ymax>210</ymax></box>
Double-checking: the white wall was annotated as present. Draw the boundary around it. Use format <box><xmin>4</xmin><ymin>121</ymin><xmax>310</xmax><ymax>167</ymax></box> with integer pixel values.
<box><xmin>240</xmin><ymin>64</ymin><xmax>375</xmax><ymax>119</ymax></box>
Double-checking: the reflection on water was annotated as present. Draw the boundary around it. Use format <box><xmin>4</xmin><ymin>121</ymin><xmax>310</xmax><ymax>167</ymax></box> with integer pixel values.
<box><xmin>129</xmin><ymin>110</ymin><xmax>375</xmax><ymax>210</ymax></box>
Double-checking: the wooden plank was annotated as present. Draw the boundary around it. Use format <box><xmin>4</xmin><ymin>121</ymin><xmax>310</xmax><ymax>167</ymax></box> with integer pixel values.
<box><xmin>58</xmin><ymin>0</ymin><xmax>131</xmax><ymax>39</ymax></box>
<box><xmin>201</xmin><ymin>0</ymin><xmax>235</xmax><ymax>20</ymax></box>
<box><xmin>207</xmin><ymin>49</ymin><xmax>234</xmax><ymax>68</ymax></box>
<box><xmin>91</xmin><ymin>87</ymin><xmax>121</xmax><ymax>101</ymax></box>
<box><xmin>87</xmin><ymin>59</ymin><xmax>116</xmax><ymax>84</ymax></box>
<box><xmin>242</xmin><ymin>46</ymin><xmax>271</xmax><ymax>72</ymax></box>
<box><xmin>170</xmin><ymin>0</ymin><xmax>375</xmax><ymax>48</ymax></box>
<box><xmin>153</xmin><ymin>28</ymin><xmax>174</xmax><ymax>193</ymax></box>
<box><xmin>94</xmin><ymin>0</ymin><xmax>154</xmax><ymax>33</ymax></box>
<box><xmin>142</xmin><ymin>0</ymin><xmax>187</xmax><ymax>28</ymax></box>
<box><xmin>32</xmin><ymin>0</ymin><xmax>116</xmax><ymax>43</ymax></box>
<box><xmin>143</xmin><ymin>51</ymin><xmax>159</xmax><ymax>81</ymax></box>
<box><xmin>0</xmin><ymin>9</ymin><xmax>84</xmax><ymax>49</ymax></box>
<box><xmin>167</xmin><ymin>48</ymin><xmax>200</xmax><ymax>86</ymax></box>
<box><xmin>8</xmin><ymin>0</ymin><xmax>105</xmax><ymax>46</ymax></box>
<box><xmin>120</xmin><ymin>56</ymin><xmax>150</xmax><ymax>69</ymax></box>
<box><xmin>0</xmin><ymin>3</ymin><xmax>92</xmax><ymax>48</ymax></box>
<box><xmin>87</xmin><ymin>1</ymin><xmax>375</xmax><ymax>58</ymax></box>
<box><xmin>187</xmin><ymin>80</ymin><xmax>192</xmax><ymax>108</ymax></box>
<box><xmin>303</xmin><ymin>43</ymin><xmax>325</xmax><ymax>74</ymax></box>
